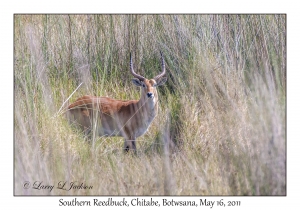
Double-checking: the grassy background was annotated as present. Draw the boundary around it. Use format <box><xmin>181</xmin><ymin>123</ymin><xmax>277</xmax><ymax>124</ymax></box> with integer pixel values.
<box><xmin>14</xmin><ymin>14</ymin><xmax>286</xmax><ymax>195</ymax></box>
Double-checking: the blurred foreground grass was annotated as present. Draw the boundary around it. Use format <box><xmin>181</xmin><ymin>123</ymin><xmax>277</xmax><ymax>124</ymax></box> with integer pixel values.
<box><xmin>14</xmin><ymin>14</ymin><xmax>286</xmax><ymax>195</ymax></box>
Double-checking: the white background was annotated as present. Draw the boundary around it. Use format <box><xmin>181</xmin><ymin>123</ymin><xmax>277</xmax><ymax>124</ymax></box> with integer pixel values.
<box><xmin>1</xmin><ymin>0</ymin><xmax>298</xmax><ymax>209</ymax></box>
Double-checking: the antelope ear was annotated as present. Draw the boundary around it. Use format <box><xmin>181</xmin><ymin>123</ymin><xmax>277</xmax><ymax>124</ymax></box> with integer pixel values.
<box><xmin>154</xmin><ymin>77</ymin><xmax>167</xmax><ymax>86</ymax></box>
<box><xmin>132</xmin><ymin>78</ymin><xmax>143</xmax><ymax>87</ymax></box>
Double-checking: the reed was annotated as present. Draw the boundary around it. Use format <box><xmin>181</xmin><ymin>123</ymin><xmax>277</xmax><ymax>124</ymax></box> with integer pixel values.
<box><xmin>14</xmin><ymin>14</ymin><xmax>286</xmax><ymax>195</ymax></box>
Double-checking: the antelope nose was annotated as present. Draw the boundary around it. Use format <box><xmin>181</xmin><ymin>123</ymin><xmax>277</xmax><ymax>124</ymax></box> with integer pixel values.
<box><xmin>147</xmin><ymin>92</ymin><xmax>153</xmax><ymax>98</ymax></box>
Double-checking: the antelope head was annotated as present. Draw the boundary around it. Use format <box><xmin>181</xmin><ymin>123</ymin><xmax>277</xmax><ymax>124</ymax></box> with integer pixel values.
<box><xmin>130</xmin><ymin>52</ymin><xmax>167</xmax><ymax>103</ymax></box>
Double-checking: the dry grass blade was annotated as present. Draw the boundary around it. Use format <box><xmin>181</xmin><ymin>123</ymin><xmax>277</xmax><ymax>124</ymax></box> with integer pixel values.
<box><xmin>14</xmin><ymin>14</ymin><xmax>286</xmax><ymax>196</ymax></box>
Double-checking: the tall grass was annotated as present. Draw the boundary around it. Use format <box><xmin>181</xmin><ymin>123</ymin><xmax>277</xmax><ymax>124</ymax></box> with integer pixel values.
<box><xmin>14</xmin><ymin>14</ymin><xmax>286</xmax><ymax>195</ymax></box>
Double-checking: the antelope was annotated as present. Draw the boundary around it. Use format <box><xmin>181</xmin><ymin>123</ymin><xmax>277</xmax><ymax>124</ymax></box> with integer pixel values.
<box><xmin>68</xmin><ymin>52</ymin><xmax>167</xmax><ymax>152</ymax></box>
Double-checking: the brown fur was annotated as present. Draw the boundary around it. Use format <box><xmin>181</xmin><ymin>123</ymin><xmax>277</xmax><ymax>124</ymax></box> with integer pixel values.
<box><xmin>68</xmin><ymin>78</ymin><xmax>165</xmax><ymax>152</ymax></box>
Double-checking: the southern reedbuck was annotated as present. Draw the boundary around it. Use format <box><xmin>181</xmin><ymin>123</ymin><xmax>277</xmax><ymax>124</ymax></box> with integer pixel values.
<box><xmin>68</xmin><ymin>52</ymin><xmax>167</xmax><ymax>152</ymax></box>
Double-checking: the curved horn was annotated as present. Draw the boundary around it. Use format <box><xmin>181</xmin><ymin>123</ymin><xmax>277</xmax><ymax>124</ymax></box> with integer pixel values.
<box><xmin>130</xmin><ymin>53</ymin><xmax>145</xmax><ymax>81</ymax></box>
<box><xmin>154</xmin><ymin>51</ymin><xmax>166</xmax><ymax>80</ymax></box>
